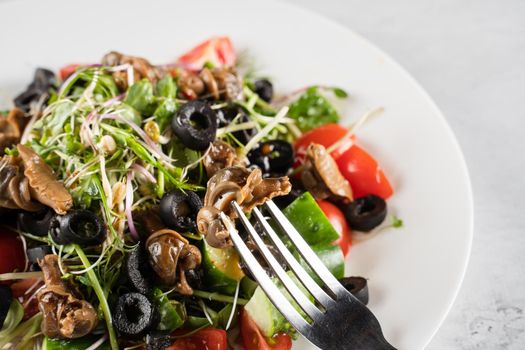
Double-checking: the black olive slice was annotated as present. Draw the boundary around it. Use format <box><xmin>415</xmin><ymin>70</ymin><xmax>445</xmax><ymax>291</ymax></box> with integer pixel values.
<box><xmin>273</xmin><ymin>177</ymin><xmax>305</xmax><ymax>209</ymax></box>
<box><xmin>146</xmin><ymin>331</ymin><xmax>172</xmax><ymax>350</ymax></box>
<box><xmin>49</xmin><ymin>210</ymin><xmax>106</xmax><ymax>246</ymax></box>
<box><xmin>0</xmin><ymin>285</ymin><xmax>13</xmax><ymax>328</ymax></box>
<box><xmin>159</xmin><ymin>190</ymin><xmax>202</xmax><ymax>232</ymax></box>
<box><xmin>18</xmin><ymin>208</ymin><xmax>55</xmax><ymax>237</ymax></box>
<box><xmin>126</xmin><ymin>246</ymin><xmax>154</xmax><ymax>295</ymax></box>
<box><xmin>343</xmin><ymin>195</ymin><xmax>387</xmax><ymax>232</ymax></box>
<box><xmin>185</xmin><ymin>268</ymin><xmax>204</xmax><ymax>290</ymax></box>
<box><xmin>216</xmin><ymin>105</ymin><xmax>256</xmax><ymax>145</ymax></box>
<box><xmin>113</xmin><ymin>292</ymin><xmax>156</xmax><ymax>338</ymax></box>
<box><xmin>172</xmin><ymin>101</ymin><xmax>217</xmax><ymax>150</ymax></box>
<box><xmin>248</xmin><ymin>140</ymin><xmax>294</xmax><ymax>175</ymax></box>
<box><xmin>254</xmin><ymin>79</ymin><xmax>274</xmax><ymax>102</ymax></box>
<box><xmin>27</xmin><ymin>246</ymin><xmax>53</xmax><ymax>265</ymax></box>
<box><xmin>339</xmin><ymin>276</ymin><xmax>369</xmax><ymax>305</ymax></box>
<box><xmin>14</xmin><ymin>68</ymin><xmax>56</xmax><ymax>112</ymax></box>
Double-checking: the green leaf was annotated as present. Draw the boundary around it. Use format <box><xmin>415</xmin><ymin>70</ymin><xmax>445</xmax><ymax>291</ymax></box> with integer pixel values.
<box><xmin>332</xmin><ymin>86</ymin><xmax>349</xmax><ymax>98</ymax></box>
<box><xmin>288</xmin><ymin>87</ymin><xmax>340</xmax><ymax>131</ymax></box>
<box><xmin>124</xmin><ymin>79</ymin><xmax>157</xmax><ymax>116</ymax></box>
<box><xmin>43</xmin><ymin>336</ymin><xmax>110</xmax><ymax>350</ymax></box>
<box><xmin>157</xmin><ymin>76</ymin><xmax>177</xmax><ymax>99</ymax></box>
<box><xmin>154</xmin><ymin>98</ymin><xmax>177</xmax><ymax>131</ymax></box>
<box><xmin>392</xmin><ymin>215</ymin><xmax>404</xmax><ymax>229</ymax></box>
<box><xmin>153</xmin><ymin>288</ymin><xmax>185</xmax><ymax>332</ymax></box>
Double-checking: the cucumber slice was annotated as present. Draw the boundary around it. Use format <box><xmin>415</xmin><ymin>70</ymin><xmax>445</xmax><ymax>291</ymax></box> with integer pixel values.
<box><xmin>202</xmin><ymin>240</ymin><xmax>245</xmax><ymax>295</ymax></box>
<box><xmin>43</xmin><ymin>336</ymin><xmax>110</xmax><ymax>350</ymax></box>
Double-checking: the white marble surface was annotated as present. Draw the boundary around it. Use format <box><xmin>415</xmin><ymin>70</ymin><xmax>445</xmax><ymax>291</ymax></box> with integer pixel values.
<box><xmin>280</xmin><ymin>0</ymin><xmax>525</xmax><ymax>348</ymax></box>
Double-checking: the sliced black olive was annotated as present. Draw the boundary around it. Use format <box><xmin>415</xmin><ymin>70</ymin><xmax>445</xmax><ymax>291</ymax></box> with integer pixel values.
<box><xmin>339</xmin><ymin>276</ymin><xmax>369</xmax><ymax>305</ymax></box>
<box><xmin>185</xmin><ymin>268</ymin><xmax>204</xmax><ymax>290</ymax></box>
<box><xmin>248</xmin><ymin>140</ymin><xmax>294</xmax><ymax>175</ymax></box>
<box><xmin>0</xmin><ymin>285</ymin><xmax>12</xmax><ymax>328</ymax></box>
<box><xmin>254</xmin><ymin>79</ymin><xmax>274</xmax><ymax>102</ymax></box>
<box><xmin>159</xmin><ymin>190</ymin><xmax>202</xmax><ymax>232</ymax></box>
<box><xmin>27</xmin><ymin>245</ymin><xmax>53</xmax><ymax>265</ymax></box>
<box><xmin>172</xmin><ymin>101</ymin><xmax>217</xmax><ymax>150</ymax></box>
<box><xmin>17</xmin><ymin>208</ymin><xmax>55</xmax><ymax>236</ymax></box>
<box><xmin>113</xmin><ymin>292</ymin><xmax>157</xmax><ymax>338</ymax></box>
<box><xmin>49</xmin><ymin>210</ymin><xmax>106</xmax><ymax>246</ymax></box>
<box><xmin>146</xmin><ymin>331</ymin><xmax>172</xmax><ymax>350</ymax></box>
<box><xmin>216</xmin><ymin>105</ymin><xmax>256</xmax><ymax>145</ymax></box>
<box><xmin>126</xmin><ymin>246</ymin><xmax>154</xmax><ymax>295</ymax></box>
<box><xmin>14</xmin><ymin>68</ymin><xmax>56</xmax><ymax>112</ymax></box>
<box><xmin>343</xmin><ymin>195</ymin><xmax>387</xmax><ymax>232</ymax></box>
<box><xmin>273</xmin><ymin>177</ymin><xmax>305</xmax><ymax>209</ymax></box>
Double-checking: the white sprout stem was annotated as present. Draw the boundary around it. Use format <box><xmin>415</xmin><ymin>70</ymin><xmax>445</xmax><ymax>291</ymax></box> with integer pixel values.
<box><xmin>198</xmin><ymin>299</ymin><xmax>214</xmax><ymax>326</ymax></box>
<box><xmin>125</xmin><ymin>171</ymin><xmax>139</xmax><ymax>240</ymax></box>
<box><xmin>217</xmin><ymin>121</ymin><xmax>259</xmax><ymax>136</ymax></box>
<box><xmin>326</xmin><ymin>107</ymin><xmax>384</xmax><ymax>154</ymax></box>
<box><xmin>70</xmin><ymin>246</ymin><xmax>107</xmax><ymax>275</ymax></box>
<box><xmin>99</xmin><ymin>155</ymin><xmax>113</xmax><ymax>211</ymax></box>
<box><xmin>225</xmin><ymin>280</ymin><xmax>241</xmax><ymax>330</ymax></box>
<box><xmin>243</xmin><ymin>106</ymin><xmax>289</xmax><ymax>155</ymax></box>
<box><xmin>85</xmin><ymin>333</ymin><xmax>108</xmax><ymax>350</ymax></box>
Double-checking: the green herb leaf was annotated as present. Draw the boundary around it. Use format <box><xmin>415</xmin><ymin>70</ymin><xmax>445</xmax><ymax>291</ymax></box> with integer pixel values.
<box><xmin>332</xmin><ymin>86</ymin><xmax>349</xmax><ymax>98</ymax></box>
<box><xmin>153</xmin><ymin>288</ymin><xmax>185</xmax><ymax>332</ymax></box>
<box><xmin>392</xmin><ymin>215</ymin><xmax>404</xmax><ymax>229</ymax></box>
<box><xmin>288</xmin><ymin>87</ymin><xmax>340</xmax><ymax>131</ymax></box>
<box><xmin>154</xmin><ymin>98</ymin><xmax>177</xmax><ymax>132</ymax></box>
<box><xmin>124</xmin><ymin>79</ymin><xmax>157</xmax><ymax>116</ymax></box>
<box><xmin>157</xmin><ymin>76</ymin><xmax>177</xmax><ymax>99</ymax></box>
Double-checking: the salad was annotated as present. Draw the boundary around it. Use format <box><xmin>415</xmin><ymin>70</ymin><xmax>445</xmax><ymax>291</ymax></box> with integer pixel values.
<box><xmin>0</xmin><ymin>36</ymin><xmax>398</xmax><ymax>350</ymax></box>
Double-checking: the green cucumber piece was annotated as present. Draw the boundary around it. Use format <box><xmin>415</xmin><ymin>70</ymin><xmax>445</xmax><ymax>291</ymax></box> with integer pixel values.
<box><xmin>202</xmin><ymin>240</ymin><xmax>245</xmax><ymax>295</ymax></box>
<box><xmin>282</xmin><ymin>192</ymin><xmax>339</xmax><ymax>245</ymax></box>
<box><xmin>43</xmin><ymin>336</ymin><xmax>110</xmax><ymax>350</ymax></box>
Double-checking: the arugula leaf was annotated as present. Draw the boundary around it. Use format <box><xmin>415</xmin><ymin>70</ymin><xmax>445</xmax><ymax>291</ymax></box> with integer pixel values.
<box><xmin>154</xmin><ymin>98</ymin><xmax>177</xmax><ymax>132</ymax></box>
<box><xmin>288</xmin><ymin>87</ymin><xmax>340</xmax><ymax>131</ymax></box>
<box><xmin>391</xmin><ymin>215</ymin><xmax>404</xmax><ymax>229</ymax></box>
<box><xmin>124</xmin><ymin>79</ymin><xmax>157</xmax><ymax>116</ymax></box>
<box><xmin>331</xmin><ymin>86</ymin><xmax>349</xmax><ymax>98</ymax></box>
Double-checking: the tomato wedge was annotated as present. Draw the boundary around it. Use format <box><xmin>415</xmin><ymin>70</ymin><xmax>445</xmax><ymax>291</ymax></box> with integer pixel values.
<box><xmin>168</xmin><ymin>328</ymin><xmax>227</xmax><ymax>350</ymax></box>
<box><xmin>336</xmin><ymin>145</ymin><xmax>393</xmax><ymax>199</ymax></box>
<box><xmin>316</xmin><ymin>200</ymin><xmax>351</xmax><ymax>256</ymax></box>
<box><xmin>240</xmin><ymin>309</ymin><xmax>292</xmax><ymax>350</ymax></box>
<box><xmin>177</xmin><ymin>36</ymin><xmax>236</xmax><ymax>71</ymax></box>
<box><xmin>0</xmin><ymin>227</ymin><xmax>26</xmax><ymax>275</ymax></box>
<box><xmin>59</xmin><ymin>64</ymin><xmax>81</xmax><ymax>80</ymax></box>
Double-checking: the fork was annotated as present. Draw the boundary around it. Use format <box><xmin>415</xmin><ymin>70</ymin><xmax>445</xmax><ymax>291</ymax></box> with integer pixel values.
<box><xmin>220</xmin><ymin>200</ymin><xmax>396</xmax><ymax>350</ymax></box>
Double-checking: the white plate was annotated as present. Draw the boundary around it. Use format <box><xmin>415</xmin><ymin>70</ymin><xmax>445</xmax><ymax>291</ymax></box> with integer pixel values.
<box><xmin>0</xmin><ymin>0</ymin><xmax>473</xmax><ymax>349</ymax></box>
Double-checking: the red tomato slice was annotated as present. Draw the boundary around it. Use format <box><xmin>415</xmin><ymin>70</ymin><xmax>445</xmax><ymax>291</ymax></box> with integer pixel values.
<box><xmin>293</xmin><ymin>124</ymin><xmax>354</xmax><ymax>166</ymax></box>
<box><xmin>59</xmin><ymin>64</ymin><xmax>81</xmax><ymax>80</ymax></box>
<box><xmin>177</xmin><ymin>36</ymin><xmax>236</xmax><ymax>71</ymax></box>
<box><xmin>336</xmin><ymin>145</ymin><xmax>393</xmax><ymax>199</ymax></box>
<box><xmin>316</xmin><ymin>200</ymin><xmax>351</xmax><ymax>256</ymax></box>
<box><xmin>0</xmin><ymin>227</ymin><xmax>26</xmax><ymax>275</ymax></box>
<box><xmin>240</xmin><ymin>309</ymin><xmax>292</xmax><ymax>350</ymax></box>
<box><xmin>168</xmin><ymin>328</ymin><xmax>227</xmax><ymax>350</ymax></box>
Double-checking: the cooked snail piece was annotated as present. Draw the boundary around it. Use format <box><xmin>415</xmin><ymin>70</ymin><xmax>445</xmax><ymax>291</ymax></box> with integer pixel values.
<box><xmin>146</xmin><ymin>229</ymin><xmax>202</xmax><ymax>295</ymax></box>
<box><xmin>37</xmin><ymin>254</ymin><xmax>98</xmax><ymax>339</ymax></box>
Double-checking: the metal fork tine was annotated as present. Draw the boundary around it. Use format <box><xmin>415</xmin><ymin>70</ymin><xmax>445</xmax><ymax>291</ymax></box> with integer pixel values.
<box><xmin>219</xmin><ymin>212</ymin><xmax>311</xmax><ymax>333</ymax></box>
<box><xmin>265</xmin><ymin>200</ymin><xmax>347</xmax><ymax>297</ymax></box>
<box><xmin>231</xmin><ymin>203</ymin><xmax>323</xmax><ymax>321</ymax></box>
<box><xmin>251</xmin><ymin>207</ymin><xmax>335</xmax><ymax>308</ymax></box>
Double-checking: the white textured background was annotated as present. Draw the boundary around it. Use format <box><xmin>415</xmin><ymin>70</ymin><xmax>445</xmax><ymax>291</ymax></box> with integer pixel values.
<box><xmin>279</xmin><ymin>0</ymin><xmax>525</xmax><ymax>349</ymax></box>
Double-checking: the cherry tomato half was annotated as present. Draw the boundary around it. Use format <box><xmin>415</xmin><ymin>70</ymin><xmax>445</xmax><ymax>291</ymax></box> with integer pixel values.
<box><xmin>316</xmin><ymin>200</ymin><xmax>351</xmax><ymax>256</ymax></box>
<box><xmin>0</xmin><ymin>227</ymin><xmax>26</xmax><ymax>275</ymax></box>
<box><xmin>177</xmin><ymin>36</ymin><xmax>236</xmax><ymax>71</ymax></box>
<box><xmin>59</xmin><ymin>64</ymin><xmax>81</xmax><ymax>81</ymax></box>
<box><xmin>168</xmin><ymin>328</ymin><xmax>227</xmax><ymax>350</ymax></box>
<box><xmin>336</xmin><ymin>145</ymin><xmax>393</xmax><ymax>200</ymax></box>
<box><xmin>240</xmin><ymin>309</ymin><xmax>292</xmax><ymax>350</ymax></box>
